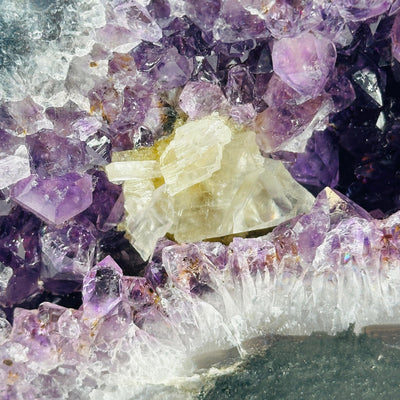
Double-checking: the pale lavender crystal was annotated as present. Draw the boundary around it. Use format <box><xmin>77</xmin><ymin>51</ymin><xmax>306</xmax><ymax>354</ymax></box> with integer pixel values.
<box><xmin>264</xmin><ymin>0</ymin><xmax>322</xmax><ymax>39</ymax></box>
<box><xmin>230</xmin><ymin>103</ymin><xmax>256</xmax><ymax>124</ymax></box>
<box><xmin>314</xmin><ymin>187</ymin><xmax>373</xmax><ymax>228</ymax></box>
<box><xmin>122</xmin><ymin>276</ymin><xmax>159</xmax><ymax>327</ymax></box>
<box><xmin>111</xmin><ymin>0</ymin><xmax>162</xmax><ymax>43</ymax></box>
<box><xmin>154</xmin><ymin>47</ymin><xmax>193</xmax><ymax>89</ymax></box>
<box><xmin>255</xmin><ymin>94</ymin><xmax>331</xmax><ymax>152</ymax></box>
<box><xmin>214</xmin><ymin>0</ymin><xmax>267</xmax><ymax>42</ymax></box>
<box><xmin>45</xmin><ymin>102</ymin><xmax>89</xmax><ymax>137</ymax></box>
<box><xmin>262</xmin><ymin>73</ymin><xmax>304</xmax><ymax>108</ymax></box>
<box><xmin>26</xmin><ymin>130</ymin><xmax>88</xmax><ymax>177</ymax></box>
<box><xmin>335</xmin><ymin>0</ymin><xmax>391</xmax><ymax>22</ymax></box>
<box><xmin>184</xmin><ymin>0</ymin><xmax>221</xmax><ymax>32</ymax></box>
<box><xmin>11</xmin><ymin>173</ymin><xmax>93</xmax><ymax>225</ymax></box>
<box><xmin>272</xmin><ymin>32</ymin><xmax>336</xmax><ymax>98</ymax></box>
<box><xmin>40</xmin><ymin>217</ymin><xmax>97</xmax><ymax>294</ymax></box>
<box><xmin>162</xmin><ymin>241</ymin><xmax>227</xmax><ymax>295</ymax></box>
<box><xmin>179</xmin><ymin>81</ymin><xmax>228</xmax><ymax>119</ymax></box>
<box><xmin>82</xmin><ymin>256</ymin><xmax>123</xmax><ymax>317</ymax></box>
<box><xmin>6</xmin><ymin>97</ymin><xmax>51</xmax><ymax>135</ymax></box>
<box><xmin>89</xmin><ymin>81</ymin><xmax>123</xmax><ymax>124</ymax></box>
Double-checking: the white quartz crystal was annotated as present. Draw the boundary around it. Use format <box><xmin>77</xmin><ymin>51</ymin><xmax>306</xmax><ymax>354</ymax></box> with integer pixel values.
<box><xmin>0</xmin><ymin>145</ymin><xmax>31</xmax><ymax>190</ymax></box>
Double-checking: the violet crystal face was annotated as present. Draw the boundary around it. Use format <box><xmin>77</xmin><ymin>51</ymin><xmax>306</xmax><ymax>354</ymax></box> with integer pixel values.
<box><xmin>0</xmin><ymin>0</ymin><xmax>400</xmax><ymax>398</ymax></box>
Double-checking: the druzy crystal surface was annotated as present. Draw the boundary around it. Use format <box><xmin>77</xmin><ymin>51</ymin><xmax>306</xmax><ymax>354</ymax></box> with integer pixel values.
<box><xmin>0</xmin><ymin>0</ymin><xmax>400</xmax><ymax>398</ymax></box>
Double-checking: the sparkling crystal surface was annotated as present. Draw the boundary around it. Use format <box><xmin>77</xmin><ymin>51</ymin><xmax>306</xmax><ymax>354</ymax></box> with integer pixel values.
<box><xmin>106</xmin><ymin>115</ymin><xmax>315</xmax><ymax>259</ymax></box>
<box><xmin>11</xmin><ymin>173</ymin><xmax>93</xmax><ymax>225</ymax></box>
<box><xmin>0</xmin><ymin>1</ymin><xmax>399</xmax><ymax>398</ymax></box>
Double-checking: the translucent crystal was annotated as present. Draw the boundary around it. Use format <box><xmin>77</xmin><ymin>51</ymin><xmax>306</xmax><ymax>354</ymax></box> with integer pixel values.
<box><xmin>178</xmin><ymin>81</ymin><xmax>229</xmax><ymax>119</ymax></box>
<box><xmin>82</xmin><ymin>256</ymin><xmax>123</xmax><ymax>318</ymax></box>
<box><xmin>107</xmin><ymin>115</ymin><xmax>314</xmax><ymax>259</ymax></box>
<box><xmin>272</xmin><ymin>31</ymin><xmax>336</xmax><ymax>98</ymax></box>
<box><xmin>0</xmin><ymin>144</ymin><xmax>31</xmax><ymax>190</ymax></box>
<box><xmin>11</xmin><ymin>173</ymin><xmax>93</xmax><ymax>225</ymax></box>
<box><xmin>335</xmin><ymin>0</ymin><xmax>391</xmax><ymax>22</ymax></box>
<box><xmin>40</xmin><ymin>217</ymin><xmax>97</xmax><ymax>294</ymax></box>
<box><xmin>160</xmin><ymin>115</ymin><xmax>232</xmax><ymax>195</ymax></box>
<box><xmin>352</xmin><ymin>68</ymin><xmax>383</xmax><ymax>106</ymax></box>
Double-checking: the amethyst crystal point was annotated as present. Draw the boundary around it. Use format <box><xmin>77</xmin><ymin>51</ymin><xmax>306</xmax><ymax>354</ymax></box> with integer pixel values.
<box><xmin>40</xmin><ymin>217</ymin><xmax>97</xmax><ymax>294</ymax></box>
<box><xmin>83</xmin><ymin>170</ymin><xmax>124</xmax><ymax>232</ymax></box>
<box><xmin>255</xmin><ymin>94</ymin><xmax>332</xmax><ymax>153</ymax></box>
<box><xmin>215</xmin><ymin>0</ymin><xmax>267</xmax><ymax>42</ymax></box>
<box><xmin>314</xmin><ymin>187</ymin><xmax>372</xmax><ymax>227</ymax></box>
<box><xmin>112</xmin><ymin>0</ymin><xmax>162</xmax><ymax>43</ymax></box>
<box><xmin>281</xmin><ymin>129</ymin><xmax>339</xmax><ymax>191</ymax></box>
<box><xmin>45</xmin><ymin>102</ymin><xmax>90</xmax><ymax>137</ymax></box>
<box><xmin>336</xmin><ymin>0</ymin><xmax>391</xmax><ymax>22</ymax></box>
<box><xmin>0</xmin><ymin>206</ymin><xmax>41</xmax><ymax>307</ymax></box>
<box><xmin>179</xmin><ymin>81</ymin><xmax>229</xmax><ymax>119</ymax></box>
<box><xmin>225</xmin><ymin>65</ymin><xmax>255</xmax><ymax>104</ymax></box>
<box><xmin>162</xmin><ymin>241</ymin><xmax>227</xmax><ymax>295</ymax></box>
<box><xmin>325</xmin><ymin>70</ymin><xmax>356</xmax><ymax>112</ymax></box>
<box><xmin>184</xmin><ymin>0</ymin><xmax>221</xmax><ymax>32</ymax></box>
<box><xmin>11</xmin><ymin>173</ymin><xmax>93</xmax><ymax>225</ymax></box>
<box><xmin>82</xmin><ymin>256</ymin><xmax>123</xmax><ymax>317</ymax></box>
<box><xmin>122</xmin><ymin>276</ymin><xmax>158</xmax><ymax>320</ymax></box>
<box><xmin>264</xmin><ymin>0</ymin><xmax>322</xmax><ymax>39</ymax></box>
<box><xmin>26</xmin><ymin>130</ymin><xmax>89</xmax><ymax>177</ymax></box>
<box><xmin>272</xmin><ymin>31</ymin><xmax>336</xmax><ymax>98</ymax></box>
<box><xmin>154</xmin><ymin>47</ymin><xmax>193</xmax><ymax>89</ymax></box>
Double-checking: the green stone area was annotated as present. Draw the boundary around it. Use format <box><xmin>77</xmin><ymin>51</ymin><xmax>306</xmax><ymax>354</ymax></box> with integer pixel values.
<box><xmin>200</xmin><ymin>328</ymin><xmax>400</xmax><ymax>400</ymax></box>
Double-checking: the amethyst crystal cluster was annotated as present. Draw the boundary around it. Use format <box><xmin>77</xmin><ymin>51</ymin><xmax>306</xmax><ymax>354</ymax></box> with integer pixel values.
<box><xmin>0</xmin><ymin>0</ymin><xmax>400</xmax><ymax>398</ymax></box>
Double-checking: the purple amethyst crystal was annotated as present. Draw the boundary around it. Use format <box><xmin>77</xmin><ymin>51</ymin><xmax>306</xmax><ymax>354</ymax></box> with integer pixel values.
<box><xmin>1</xmin><ymin>2</ymin><xmax>400</xmax><ymax>397</ymax></box>
<box><xmin>392</xmin><ymin>12</ymin><xmax>400</xmax><ymax>62</ymax></box>
<box><xmin>40</xmin><ymin>217</ymin><xmax>97</xmax><ymax>294</ymax></box>
<box><xmin>272</xmin><ymin>32</ymin><xmax>336</xmax><ymax>98</ymax></box>
<box><xmin>225</xmin><ymin>65</ymin><xmax>255</xmax><ymax>104</ymax></box>
<box><xmin>278</xmin><ymin>130</ymin><xmax>340</xmax><ymax>192</ymax></box>
<box><xmin>179</xmin><ymin>81</ymin><xmax>228</xmax><ymax>119</ymax></box>
<box><xmin>335</xmin><ymin>0</ymin><xmax>391</xmax><ymax>22</ymax></box>
<box><xmin>83</xmin><ymin>170</ymin><xmax>124</xmax><ymax>232</ymax></box>
<box><xmin>0</xmin><ymin>207</ymin><xmax>42</xmax><ymax>307</ymax></box>
<box><xmin>185</xmin><ymin>0</ymin><xmax>221</xmax><ymax>32</ymax></box>
<box><xmin>11</xmin><ymin>173</ymin><xmax>93</xmax><ymax>225</ymax></box>
<box><xmin>264</xmin><ymin>0</ymin><xmax>322</xmax><ymax>39</ymax></box>
<box><xmin>82</xmin><ymin>256</ymin><xmax>123</xmax><ymax>317</ymax></box>
<box><xmin>26</xmin><ymin>130</ymin><xmax>89</xmax><ymax>177</ymax></box>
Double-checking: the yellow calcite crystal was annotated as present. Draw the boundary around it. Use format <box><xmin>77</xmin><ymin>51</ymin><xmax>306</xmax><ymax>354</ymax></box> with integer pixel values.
<box><xmin>105</xmin><ymin>114</ymin><xmax>315</xmax><ymax>260</ymax></box>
